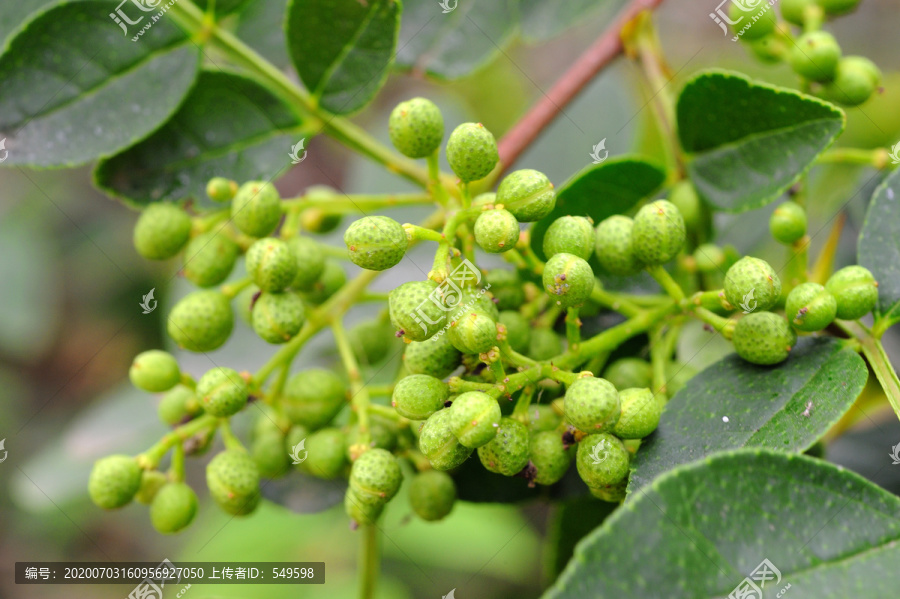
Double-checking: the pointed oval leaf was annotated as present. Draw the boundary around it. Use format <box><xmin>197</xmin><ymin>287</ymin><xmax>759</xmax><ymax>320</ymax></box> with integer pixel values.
<box><xmin>678</xmin><ymin>70</ymin><xmax>845</xmax><ymax>212</ymax></box>
<box><xmin>628</xmin><ymin>337</ymin><xmax>867</xmax><ymax>495</ymax></box>
<box><xmin>544</xmin><ymin>449</ymin><xmax>900</xmax><ymax>598</ymax></box>
<box><xmin>858</xmin><ymin>168</ymin><xmax>900</xmax><ymax>328</ymax></box>
<box><xmin>235</xmin><ymin>0</ymin><xmax>291</xmax><ymax>69</ymax></box>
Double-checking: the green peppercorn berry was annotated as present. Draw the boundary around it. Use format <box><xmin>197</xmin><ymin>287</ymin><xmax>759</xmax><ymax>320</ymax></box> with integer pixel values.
<box><xmin>496</xmin><ymin>169</ymin><xmax>556</xmax><ymax>222</ymax></box>
<box><xmin>297</xmin><ymin>428</ymin><xmax>347</xmax><ymax>479</ymax></box>
<box><xmin>498</xmin><ymin>311</ymin><xmax>531</xmax><ymax>354</ymax></box>
<box><xmin>345</xmin><ymin>216</ymin><xmax>409</xmax><ymax>271</ymax></box>
<box><xmin>613</xmin><ymin>388</ymin><xmax>661</xmax><ymax>439</ymax></box>
<box><xmin>825</xmin><ymin>265</ymin><xmax>879</xmax><ymax>320</ymax></box>
<box><xmin>150</xmin><ymin>482</ymin><xmax>199</xmax><ymax>534</ymax></box>
<box><xmin>135</xmin><ymin>470</ymin><xmax>168</xmax><ymax>505</ymax></box>
<box><xmin>167</xmin><ymin>290</ymin><xmax>234</xmax><ymax>352</ymax></box>
<box><xmin>474</xmin><ymin>209</ymin><xmax>519</xmax><ymax>254</ymax></box>
<box><xmin>283</xmin><ymin>369</ymin><xmax>347</xmax><ymax>429</ymax></box>
<box><xmin>246</xmin><ymin>238</ymin><xmax>298</xmax><ymax>293</ymax></box>
<box><xmin>300</xmin><ymin>186</ymin><xmax>343</xmax><ymax>234</ymax></box>
<box><xmin>816</xmin><ymin>0</ymin><xmax>861</xmax><ymax>15</ymax></box>
<box><xmin>158</xmin><ymin>385</ymin><xmax>201</xmax><ymax>426</ymax></box>
<box><xmin>594</xmin><ymin>215</ymin><xmax>643</xmax><ymax>276</ymax></box>
<box><xmin>252</xmin><ymin>292</ymin><xmax>306</xmax><ymax>344</ymax></box>
<box><xmin>231</xmin><ymin>181</ymin><xmax>282</xmax><ymax>238</ymax></box>
<box><xmin>564</xmin><ymin>377</ymin><xmax>620</xmax><ymax>433</ymax></box>
<box><xmin>403</xmin><ymin>334</ymin><xmax>462</xmax><ymax>379</ymax></box>
<box><xmin>693</xmin><ymin>244</ymin><xmax>727</xmax><ymax>273</ymax></box>
<box><xmin>781</xmin><ymin>0</ymin><xmax>816</xmax><ymax>25</ymax></box>
<box><xmin>543</xmin><ymin>253</ymin><xmax>594</xmax><ymax>309</ymax></box>
<box><xmin>345</xmin><ymin>487</ymin><xmax>384</xmax><ymax>525</ymax></box>
<box><xmin>472</xmin><ymin>192</ymin><xmax>497</xmax><ymax>208</ymax></box>
<box><xmin>668</xmin><ymin>181</ymin><xmax>708</xmax><ymax>236</ymax></box>
<box><xmin>732</xmin><ymin>312</ymin><xmax>797</xmax><ymax>365</ymax></box>
<box><xmin>543</xmin><ymin>216</ymin><xmax>594</xmax><ymax>260</ymax></box>
<box><xmin>785</xmin><ymin>282</ymin><xmax>837</xmax><ymax>332</ymax></box>
<box><xmin>389</xmin><ymin>97</ymin><xmax>444</xmax><ymax>159</ymax></box>
<box><xmin>588</xmin><ymin>477</ymin><xmax>629</xmax><ymax>503</ymax></box>
<box><xmin>529</xmin><ymin>431</ymin><xmax>572</xmax><ymax>486</ymax></box>
<box><xmin>821</xmin><ymin>56</ymin><xmax>881</xmax><ymax>106</ymax></box>
<box><xmin>770</xmin><ymin>201</ymin><xmax>807</xmax><ymax>245</ymax></box>
<box><xmin>389</xmin><ymin>280</ymin><xmax>448</xmax><ymax>341</ymax></box>
<box><xmin>448</xmin><ymin>310</ymin><xmax>498</xmax><ymax>354</ymax></box>
<box><xmin>129</xmin><ymin>350</ymin><xmax>181</xmax><ymax>393</ymax></box>
<box><xmin>182</xmin><ymin>232</ymin><xmax>239</xmax><ymax>287</ymax></box>
<box><xmin>252</xmin><ymin>430</ymin><xmax>290</xmax><ymax>479</ymax></box>
<box><xmin>729</xmin><ymin>1</ymin><xmax>776</xmax><ymax>40</ymax></box>
<box><xmin>477</xmin><ymin>417</ymin><xmax>530</xmax><ymax>476</ymax></box>
<box><xmin>528</xmin><ymin>405</ymin><xmax>562</xmax><ymax>432</ymax></box>
<box><xmin>487</xmin><ymin>269</ymin><xmax>526</xmax><ymax>310</ymax></box>
<box><xmin>206</xmin><ymin>449</ymin><xmax>260</xmax><ymax>516</ymax></box>
<box><xmin>419</xmin><ymin>409</ymin><xmax>473</xmax><ymax>471</ymax></box>
<box><xmin>603</xmin><ymin>358</ymin><xmax>652</xmax><ymax>391</ymax></box>
<box><xmin>448</xmin><ymin>392</ymin><xmax>501</xmax><ymax>448</ymax></box>
<box><xmin>724</xmin><ymin>256</ymin><xmax>782</xmax><ymax>313</ymax></box>
<box><xmin>749</xmin><ymin>33</ymin><xmax>788</xmax><ymax>65</ymax></box>
<box><xmin>788</xmin><ymin>31</ymin><xmax>841</xmax><ymax>82</ymax></box>
<box><xmin>632</xmin><ymin>200</ymin><xmax>686</xmax><ymax>265</ymax></box>
<box><xmin>301</xmin><ymin>260</ymin><xmax>346</xmax><ymax>305</ymax></box>
<box><xmin>133</xmin><ymin>203</ymin><xmax>192</xmax><ymax>261</ymax></box>
<box><xmin>392</xmin><ymin>374</ymin><xmax>448</xmax><ymax>420</ymax></box>
<box><xmin>348</xmin><ymin>319</ymin><xmax>397</xmax><ymax>365</ymax></box>
<box><xmin>446</xmin><ymin>122</ymin><xmax>499</xmax><ymax>183</ymax></box>
<box><xmin>235</xmin><ymin>284</ymin><xmax>260</xmax><ymax>325</ymax></box>
<box><xmin>88</xmin><ymin>455</ymin><xmax>142</xmax><ymax>510</ymax></box>
<box><xmin>409</xmin><ymin>470</ymin><xmax>456</xmax><ymax>522</ymax></box>
<box><xmin>349</xmin><ymin>448</ymin><xmax>403</xmax><ymax>505</ymax></box>
<box><xmin>576</xmin><ymin>433</ymin><xmax>630</xmax><ymax>488</ymax></box>
<box><xmin>206</xmin><ymin>177</ymin><xmax>237</xmax><ymax>203</ymax></box>
<box><xmin>528</xmin><ymin>328</ymin><xmax>563</xmax><ymax>361</ymax></box>
<box><xmin>285</xmin><ymin>424</ymin><xmax>310</xmax><ymax>458</ymax></box>
<box><xmin>196</xmin><ymin>367</ymin><xmax>248</xmax><ymax>418</ymax></box>
<box><xmin>460</xmin><ymin>286</ymin><xmax>500</xmax><ymax>321</ymax></box>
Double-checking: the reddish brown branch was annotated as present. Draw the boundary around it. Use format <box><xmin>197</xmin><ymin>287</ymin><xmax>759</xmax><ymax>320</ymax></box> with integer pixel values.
<box><xmin>496</xmin><ymin>0</ymin><xmax>668</xmax><ymax>173</ymax></box>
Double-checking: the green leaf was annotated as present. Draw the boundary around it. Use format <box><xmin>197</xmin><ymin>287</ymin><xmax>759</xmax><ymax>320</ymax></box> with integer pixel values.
<box><xmin>518</xmin><ymin>0</ymin><xmax>625</xmax><ymax>42</ymax></box>
<box><xmin>677</xmin><ymin>70</ymin><xmax>845</xmax><ymax>212</ymax></box>
<box><xmin>544</xmin><ymin>449</ymin><xmax>900</xmax><ymax>598</ymax></box>
<box><xmin>628</xmin><ymin>337</ymin><xmax>867</xmax><ymax>495</ymax></box>
<box><xmin>395</xmin><ymin>0</ymin><xmax>517</xmax><ymax>80</ymax></box>
<box><xmin>858</xmin><ymin>168</ymin><xmax>900</xmax><ymax>328</ymax></box>
<box><xmin>0</xmin><ymin>1</ymin><xmax>199</xmax><ymax>168</ymax></box>
<box><xmin>530</xmin><ymin>157</ymin><xmax>666</xmax><ymax>261</ymax></box>
<box><xmin>0</xmin><ymin>0</ymin><xmax>61</xmax><ymax>51</ymax></box>
<box><xmin>544</xmin><ymin>497</ymin><xmax>618</xmax><ymax>581</ymax></box>
<box><xmin>94</xmin><ymin>70</ymin><xmax>304</xmax><ymax>207</ymax></box>
<box><xmin>286</xmin><ymin>0</ymin><xmax>401</xmax><ymax>115</ymax></box>
<box><xmin>235</xmin><ymin>0</ymin><xmax>291</xmax><ymax>69</ymax></box>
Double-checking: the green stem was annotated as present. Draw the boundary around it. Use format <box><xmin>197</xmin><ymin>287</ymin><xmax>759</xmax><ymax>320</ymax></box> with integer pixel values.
<box><xmin>566</xmin><ymin>307</ymin><xmax>581</xmax><ymax>350</ymax></box>
<box><xmin>333</xmin><ymin>319</ymin><xmax>371</xmax><ymax>444</ymax></box>
<box><xmin>427</xmin><ymin>150</ymin><xmax>451</xmax><ymax>207</ymax></box>
<box><xmin>359</xmin><ymin>524</ymin><xmax>379</xmax><ymax>599</ymax></box>
<box><xmin>170</xmin><ymin>443</ymin><xmax>186</xmax><ymax>483</ymax></box>
<box><xmin>692</xmin><ymin>306</ymin><xmax>735</xmax><ymax>338</ymax></box>
<box><xmin>138</xmin><ymin>415</ymin><xmax>218</xmax><ymax>469</ymax></box>
<box><xmin>851</xmin><ymin>323</ymin><xmax>900</xmax><ymax>423</ymax></box>
<box><xmin>646</xmin><ymin>265</ymin><xmax>686</xmax><ymax>302</ymax></box>
<box><xmin>590</xmin><ymin>284</ymin><xmax>643</xmax><ymax>318</ymax></box>
<box><xmin>221</xmin><ymin>277</ymin><xmax>253</xmax><ymax>299</ymax></box>
<box><xmin>511</xmin><ymin>385</ymin><xmax>536</xmax><ymax>421</ymax></box>
<box><xmin>367</xmin><ymin>403</ymin><xmax>401</xmax><ymax>420</ymax></box>
<box><xmin>785</xmin><ymin>235</ymin><xmax>810</xmax><ymax>293</ymax></box>
<box><xmin>404</xmin><ymin>224</ymin><xmax>446</xmax><ymax>243</ymax></box>
<box><xmin>650</xmin><ymin>325</ymin><xmax>668</xmax><ymax>397</ymax></box>
<box><xmin>284</xmin><ymin>193</ymin><xmax>434</xmax><ymax>213</ymax></box>
<box><xmin>816</xmin><ymin>147</ymin><xmax>890</xmax><ymax>169</ymax></box>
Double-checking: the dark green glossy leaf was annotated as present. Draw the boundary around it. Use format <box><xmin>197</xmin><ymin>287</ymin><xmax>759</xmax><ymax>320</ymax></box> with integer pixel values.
<box><xmin>286</xmin><ymin>0</ymin><xmax>400</xmax><ymax>115</ymax></box>
<box><xmin>0</xmin><ymin>0</ymin><xmax>61</xmax><ymax>51</ymax></box>
<box><xmin>544</xmin><ymin>497</ymin><xmax>617</xmax><ymax>581</ymax></box>
<box><xmin>545</xmin><ymin>450</ymin><xmax>900</xmax><ymax>598</ymax></box>
<box><xmin>678</xmin><ymin>70</ymin><xmax>844</xmax><ymax>212</ymax></box>
<box><xmin>235</xmin><ymin>0</ymin><xmax>290</xmax><ymax>69</ymax></box>
<box><xmin>628</xmin><ymin>337</ymin><xmax>867</xmax><ymax>495</ymax></box>
<box><xmin>858</xmin><ymin>168</ymin><xmax>900</xmax><ymax>328</ymax></box>
<box><xmin>95</xmin><ymin>70</ymin><xmax>305</xmax><ymax>207</ymax></box>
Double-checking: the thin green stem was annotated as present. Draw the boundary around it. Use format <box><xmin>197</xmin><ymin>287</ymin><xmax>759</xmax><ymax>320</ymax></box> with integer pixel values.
<box><xmin>359</xmin><ymin>524</ymin><xmax>379</xmax><ymax>599</ymax></box>
<box><xmin>511</xmin><ymin>385</ymin><xmax>536</xmax><ymax>421</ymax></box>
<box><xmin>646</xmin><ymin>265</ymin><xmax>686</xmax><ymax>302</ymax></box>
<box><xmin>404</xmin><ymin>224</ymin><xmax>445</xmax><ymax>243</ymax></box>
<box><xmin>367</xmin><ymin>403</ymin><xmax>401</xmax><ymax>420</ymax></box>
<box><xmin>427</xmin><ymin>150</ymin><xmax>451</xmax><ymax>207</ymax></box>
<box><xmin>849</xmin><ymin>322</ymin><xmax>900</xmax><ymax>423</ymax></box>
<box><xmin>692</xmin><ymin>307</ymin><xmax>735</xmax><ymax>338</ymax></box>
<box><xmin>138</xmin><ymin>415</ymin><xmax>218</xmax><ymax>469</ymax></box>
<box><xmin>221</xmin><ymin>277</ymin><xmax>253</xmax><ymax>299</ymax></box>
<box><xmin>785</xmin><ymin>235</ymin><xmax>810</xmax><ymax>293</ymax></box>
<box><xmin>170</xmin><ymin>443</ymin><xmax>186</xmax><ymax>483</ymax></box>
<box><xmin>284</xmin><ymin>193</ymin><xmax>434</xmax><ymax>213</ymax></box>
<box><xmin>590</xmin><ymin>284</ymin><xmax>643</xmax><ymax>318</ymax></box>
<box><xmin>333</xmin><ymin>319</ymin><xmax>371</xmax><ymax>444</ymax></box>
<box><xmin>816</xmin><ymin>147</ymin><xmax>890</xmax><ymax>168</ymax></box>
<box><xmin>566</xmin><ymin>307</ymin><xmax>581</xmax><ymax>350</ymax></box>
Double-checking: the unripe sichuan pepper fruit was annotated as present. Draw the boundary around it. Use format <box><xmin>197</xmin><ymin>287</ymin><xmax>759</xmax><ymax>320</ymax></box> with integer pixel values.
<box><xmin>245</xmin><ymin>237</ymin><xmax>299</xmax><ymax>293</ymax></box>
<box><xmin>785</xmin><ymin>282</ymin><xmax>837</xmax><ymax>332</ymax></box>
<box><xmin>391</xmin><ymin>374</ymin><xmax>448</xmax><ymax>420</ymax></box>
<box><xmin>206</xmin><ymin>449</ymin><xmax>261</xmax><ymax>516</ymax></box>
<box><xmin>631</xmin><ymin>200</ymin><xmax>686</xmax><ymax>265</ymax></box>
<box><xmin>724</xmin><ymin>256</ymin><xmax>782</xmax><ymax>312</ymax></box>
<box><xmin>595</xmin><ymin>215</ymin><xmax>643</xmax><ymax>276</ymax></box>
<box><xmin>543</xmin><ymin>253</ymin><xmax>594</xmax><ymax>309</ymax></box>
<box><xmin>231</xmin><ymin>181</ymin><xmax>282</xmax><ymax>238</ymax></box>
<box><xmin>133</xmin><ymin>203</ymin><xmax>192</xmax><ymax>260</ymax></box>
<box><xmin>474</xmin><ymin>208</ymin><xmax>519</xmax><ymax>253</ymax></box>
<box><xmin>543</xmin><ymin>216</ymin><xmax>594</xmax><ymax>260</ymax></box>
<box><xmin>496</xmin><ymin>169</ymin><xmax>556</xmax><ymax>223</ymax></box>
<box><xmin>388</xmin><ymin>97</ymin><xmax>444</xmax><ymax>159</ymax></box>
<box><xmin>129</xmin><ymin>350</ymin><xmax>181</xmax><ymax>393</ymax></box>
<box><xmin>732</xmin><ymin>312</ymin><xmax>797</xmax><ymax>366</ymax></box>
<box><xmin>446</xmin><ymin>123</ymin><xmax>499</xmax><ymax>183</ymax></box>
<box><xmin>344</xmin><ymin>216</ymin><xmax>409</xmax><ymax>271</ymax></box>
<box><xmin>825</xmin><ymin>265</ymin><xmax>878</xmax><ymax>320</ymax></box>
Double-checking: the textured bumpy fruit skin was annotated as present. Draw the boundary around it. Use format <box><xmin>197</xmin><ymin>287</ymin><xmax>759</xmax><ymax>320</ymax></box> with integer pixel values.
<box><xmin>349</xmin><ymin>448</ymin><xmax>403</xmax><ymax>505</ymax></box>
<box><xmin>135</xmin><ymin>470</ymin><xmax>168</xmax><ymax>505</ymax></box>
<box><xmin>631</xmin><ymin>200</ymin><xmax>686</xmax><ymax>265</ymax></box>
<box><xmin>392</xmin><ymin>375</ymin><xmax>448</xmax><ymax>420</ymax></box>
<box><xmin>729</xmin><ymin>1</ymin><xmax>776</xmax><ymax>40</ymax></box>
<box><xmin>196</xmin><ymin>367</ymin><xmax>249</xmax><ymax>418</ymax></box>
<box><xmin>231</xmin><ymin>181</ymin><xmax>282</xmax><ymax>238</ymax></box>
<box><xmin>409</xmin><ymin>470</ymin><xmax>456</xmax><ymax>521</ymax></box>
<box><xmin>733</xmin><ymin>312</ymin><xmax>797</xmax><ymax>365</ymax></box>
<box><xmin>252</xmin><ymin>292</ymin><xmax>306</xmax><ymax>344</ymax></box>
<box><xmin>724</xmin><ymin>256</ymin><xmax>782</xmax><ymax>312</ymax></box>
<box><xmin>129</xmin><ymin>350</ymin><xmax>181</xmax><ymax>393</ymax></box>
<box><xmin>389</xmin><ymin>280</ymin><xmax>447</xmax><ymax>341</ymax></box>
<box><xmin>576</xmin><ymin>433</ymin><xmax>630</xmax><ymax>488</ymax></box>
<box><xmin>448</xmin><ymin>392</ymin><xmax>501</xmax><ymax>448</ymax></box>
<box><xmin>825</xmin><ymin>265</ymin><xmax>878</xmax><ymax>320</ymax></box>
<box><xmin>786</xmin><ymin>282</ymin><xmax>837</xmax><ymax>332</ymax></box>
<box><xmin>448</xmin><ymin>310</ymin><xmax>497</xmax><ymax>354</ymax></box>
<box><xmin>298</xmin><ymin>428</ymin><xmax>347</xmax><ymax>479</ymax></box>
<box><xmin>499</xmin><ymin>311</ymin><xmax>531</xmax><ymax>353</ymax></box>
<box><xmin>544</xmin><ymin>216</ymin><xmax>594</xmax><ymax>260</ymax></box>
<box><xmin>780</xmin><ymin>0</ymin><xmax>816</xmax><ymax>25</ymax></box>
<box><xmin>589</xmin><ymin>477</ymin><xmax>629</xmax><ymax>503</ymax></box>
<box><xmin>564</xmin><ymin>377</ymin><xmax>620</xmax><ymax>433</ymax></box>
<box><xmin>246</xmin><ymin>238</ymin><xmax>299</xmax><ymax>293</ymax></box>
<box><xmin>344</xmin><ymin>216</ymin><xmax>409</xmax><ymax>271</ymax></box>
<box><xmin>477</xmin><ymin>417</ymin><xmax>530</xmax><ymax>476</ymax></box>
<box><xmin>543</xmin><ymin>253</ymin><xmax>594</xmax><ymax>309</ymax></box>
<box><xmin>301</xmin><ymin>260</ymin><xmax>346</xmax><ymax>305</ymax></box>
<box><xmin>529</xmin><ymin>431</ymin><xmax>572</xmax><ymax>486</ymax></box>
<box><xmin>251</xmin><ymin>430</ymin><xmax>290</xmax><ymax>479</ymax></box>
<box><xmin>474</xmin><ymin>209</ymin><xmax>519</xmax><ymax>253</ymax></box>
<box><xmin>446</xmin><ymin>122</ymin><xmax>499</xmax><ymax>183</ymax></box>
<box><xmin>206</xmin><ymin>177</ymin><xmax>237</xmax><ymax>202</ymax></box>
<box><xmin>403</xmin><ymin>334</ymin><xmax>462</xmax><ymax>378</ymax></box>
<box><xmin>770</xmin><ymin>201</ymin><xmax>807</xmax><ymax>245</ymax></box>
<box><xmin>133</xmin><ymin>203</ymin><xmax>192</xmax><ymax>260</ymax></box>
<box><xmin>488</xmin><ymin>269</ymin><xmax>526</xmax><ymax>310</ymax></box>
<box><xmin>183</xmin><ymin>232</ymin><xmax>239</xmax><ymax>287</ymax></box>
<box><xmin>288</xmin><ymin>237</ymin><xmax>326</xmax><ymax>290</ymax></box>
<box><xmin>419</xmin><ymin>409</ymin><xmax>472</xmax><ymax>471</ymax></box>
<box><xmin>88</xmin><ymin>455</ymin><xmax>143</xmax><ymax>509</ymax></box>
<box><xmin>528</xmin><ymin>328</ymin><xmax>563</xmax><ymax>361</ymax></box>
<box><xmin>345</xmin><ymin>487</ymin><xmax>385</xmax><ymax>524</ymax></box>
<box><xmin>749</xmin><ymin>34</ymin><xmax>788</xmax><ymax>65</ymax></box>
<box><xmin>789</xmin><ymin>31</ymin><xmax>841</xmax><ymax>82</ymax></box>
<box><xmin>594</xmin><ymin>216</ymin><xmax>643</xmax><ymax>276</ymax></box>
<box><xmin>496</xmin><ymin>169</ymin><xmax>556</xmax><ymax>222</ymax></box>
<box><xmin>460</xmin><ymin>286</ymin><xmax>500</xmax><ymax>321</ymax></box>
<box><xmin>282</xmin><ymin>369</ymin><xmax>347</xmax><ymax>429</ymax></box>
<box><xmin>167</xmin><ymin>290</ymin><xmax>234</xmax><ymax>352</ymax></box>
<box><xmin>613</xmin><ymin>388</ymin><xmax>661</xmax><ymax>439</ymax></box>
<box><xmin>206</xmin><ymin>449</ymin><xmax>260</xmax><ymax>516</ymax></box>
<box><xmin>821</xmin><ymin>56</ymin><xmax>881</xmax><ymax>107</ymax></box>
<box><xmin>389</xmin><ymin>97</ymin><xmax>444</xmax><ymax>159</ymax></box>
<box><xmin>150</xmin><ymin>482</ymin><xmax>199</xmax><ymax>534</ymax></box>
<box><xmin>603</xmin><ymin>358</ymin><xmax>652</xmax><ymax>391</ymax></box>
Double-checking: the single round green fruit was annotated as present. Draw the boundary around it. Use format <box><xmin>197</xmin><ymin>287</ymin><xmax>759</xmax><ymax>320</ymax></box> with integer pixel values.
<box><xmin>392</xmin><ymin>374</ymin><xmax>448</xmax><ymax>420</ymax></box>
<box><xmin>477</xmin><ymin>417</ymin><xmax>530</xmax><ymax>476</ymax></box>
<box><xmin>667</xmin><ymin>181</ymin><xmax>707</xmax><ymax>235</ymax></box>
<box><xmin>135</xmin><ymin>470</ymin><xmax>168</xmax><ymax>505</ymax></box>
<box><xmin>632</xmin><ymin>200</ymin><xmax>686</xmax><ymax>266</ymax></box>
<box><xmin>206</xmin><ymin>449</ymin><xmax>260</xmax><ymax>516</ymax></box>
<box><xmin>785</xmin><ymin>282</ymin><xmax>837</xmax><ymax>331</ymax></box>
<box><xmin>446</xmin><ymin>122</ymin><xmax>499</xmax><ymax>183</ymax></box>
<box><xmin>252</xmin><ymin>291</ymin><xmax>306</xmax><ymax>344</ymax></box>
<box><xmin>613</xmin><ymin>388</ymin><xmax>661</xmax><ymax>439</ymax></box>
<box><xmin>348</xmin><ymin>319</ymin><xmax>396</xmax><ymax>365</ymax></box>
<box><xmin>729</xmin><ymin>1</ymin><xmax>776</xmax><ymax>40</ymax></box>
<box><xmin>345</xmin><ymin>487</ymin><xmax>384</xmax><ymax>524</ymax></box>
<box><xmin>389</xmin><ymin>97</ymin><xmax>444</xmax><ymax>159</ymax></box>
<box><xmin>564</xmin><ymin>377</ymin><xmax>620</xmax><ymax>433</ymax></box>
<box><xmin>498</xmin><ymin>311</ymin><xmax>531</xmax><ymax>354</ymax></box>
<box><xmin>88</xmin><ymin>455</ymin><xmax>142</xmax><ymax>510</ymax></box>
<box><xmin>770</xmin><ymin>201</ymin><xmax>807</xmax><ymax>245</ymax></box>
<box><xmin>150</xmin><ymin>482</ymin><xmax>198</xmax><ymax>534</ymax></box>
<box><xmin>297</xmin><ymin>428</ymin><xmax>347</xmax><ymax>479</ymax></box>
<box><xmin>781</xmin><ymin>0</ymin><xmax>816</xmax><ymax>25</ymax></box>
<box><xmin>158</xmin><ymin>385</ymin><xmax>201</xmax><ymax>426</ymax></box>
<box><xmin>821</xmin><ymin>56</ymin><xmax>881</xmax><ymax>107</ymax></box>
<box><xmin>693</xmin><ymin>244</ymin><xmax>727</xmax><ymax>273</ymax></box>
<box><xmin>206</xmin><ymin>177</ymin><xmax>238</xmax><ymax>203</ymax></box>
<box><xmin>543</xmin><ymin>253</ymin><xmax>594</xmax><ymax>309</ymax></box>
<box><xmin>133</xmin><ymin>203</ymin><xmax>191</xmax><ymax>260</ymax></box>
<box><xmin>231</xmin><ymin>181</ymin><xmax>282</xmax><ymax>238</ymax></box>
<box><xmin>419</xmin><ymin>409</ymin><xmax>472</xmax><ymax>471</ymax></box>
<box><xmin>528</xmin><ymin>328</ymin><xmax>562</xmax><ymax>361</ymax></box>
<box><xmin>349</xmin><ymin>448</ymin><xmax>403</xmax><ymax>505</ymax></box>
<box><xmin>448</xmin><ymin>392</ymin><xmax>501</xmax><ymax>448</ymax></box>
<box><xmin>474</xmin><ymin>209</ymin><xmax>519</xmax><ymax>254</ymax></box>
<box><xmin>529</xmin><ymin>431</ymin><xmax>572</xmax><ymax>486</ymax></box>
<box><xmin>448</xmin><ymin>310</ymin><xmax>497</xmax><ymax>354</ymax></box>
<box><xmin>389</xmin><ymin>280</ymin><xmax>447</xmax><ymax>341</ymax></box>
<box><xmin>246</xmin><ymin>237</ymin><xmax>299</xmax><ymax>293</ymax></box>
<box><xmin>129</xmin><ymin>350</ymin><xmax>181</xmax><ymax>393</ymax></box>
<box><xmin>167</xmin><ymin>290</ymin><xmax>234</xmax><ymax>352</ymax></box>
<box><xmin>724</xmin><ymin>256</ymin><xmax>782</xmax><ymax>313</ymax></box>
<box><xmin>825</xmin><ymin>265</ymin><xmax>878</xmax><ymax>320</ymax></box>
<box><xmin>409</xmin><ymin>470</ymin><xmax>456</xmax><ymax>521</ymax></box>
<box><xmin>487</xmin><ymin>269</ymin><xmax>526</xmax><ymax>310</ymax></box>
<box><xmin>252</xmin><ymin>430</ymin><xmax>290</xmax><ymax>479</ymax></box>
<box><xmin>528</xmin><ymin>405</ymin><xmax>562</xmax><ymax>433</ymax></box>
<box><xmin>595</xmin><ymin>216</ymin><xmax>643</xmax><ymax>276</ymax></box>
<box><xmin>603</xmin><ymin>358</ymin><xmax>652</xmax><ymax>391</ymax></box>
<box><xmin>788</xmin><ymin>31</ymin><xmax>841</xmax><ymax>82</ymax></box>
<box><xmin>300</xmin><ymin>260</ymin><xmax>346</xmax><ymax>305</ymax></box>
<box><xmin>345</xmin><ymin>216</ymin><xmax>409</xmax><ymax>271</ymax></box>
<box><xmin>182</xmin><ymin>232</ymin><xmax>239</xmax><ymax>287</ymax></box>
<box><xmin>460</xmin><ymin>286</ymin><xmax>500</xmax><ymax>321</ymax></box>
<box><xmin>288</xmin><ymin>237</ymin><xmax>326</xmax><ymax>291</ymax></box>
<box><xmin>196</xmin><ymin>367</ymin><xmax>248</xmax><ymax>418</ymax></box>
<box><xmin>588</xmin><ymin>477</ymin><xmax>629</xmax><ymax>503</ymax></box>
<box><xmin>733</xmin><ymin>312</ymin><xmax>797</xmax><ymax>366</ymax></box>
<box><xmin>576</xmin><ymin>433</ymin><xmax>629</xmax><ymax>488</ymax></box>
<box><xmin>543</xmin><ymin>216</ymin><xmax>594</xmax><ymax>260</ymax></box>
<box><xmin>403</xmin><ymin>334</ymin><xmax>462</xmax><ymax>378</ymax></box>
<box><xmin>283</xmin><ymin>369</ymin><xmax>347</xmax><ymax>429</ymax></box>
<box><xmin>496</xmin><ymin>169</ymin><xmax>556</xmax><ymax>222</ymax></box>
<box><xmin>749</xmin><ymin>33</ymin><xmax>788</xmax><ymax>64</ymax></box>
